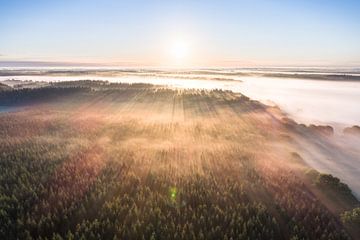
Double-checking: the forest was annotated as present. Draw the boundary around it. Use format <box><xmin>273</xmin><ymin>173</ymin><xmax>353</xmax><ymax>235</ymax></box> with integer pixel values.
<box><xmin>0</xmin><ymin>81</ymin><xmax>359</xmax><ymax>240</ymax></box>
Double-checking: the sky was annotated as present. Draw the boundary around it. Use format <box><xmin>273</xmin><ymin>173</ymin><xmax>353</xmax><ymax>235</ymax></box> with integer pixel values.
<box><xmin>0</xmin><ymin>0</ymin><xmax>360</xmax><ymax>67</ymax></box>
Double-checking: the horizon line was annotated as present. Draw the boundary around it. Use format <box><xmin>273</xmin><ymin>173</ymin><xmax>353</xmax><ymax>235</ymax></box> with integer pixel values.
<box><xmin>1</xmin><ymin>60</ymin><xmax>360</xmax><ymax>69</ymax></box>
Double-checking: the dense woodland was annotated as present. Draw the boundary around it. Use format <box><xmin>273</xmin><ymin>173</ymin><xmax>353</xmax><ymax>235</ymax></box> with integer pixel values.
<box><xmin>0</xmin><ymin>81</ymin><xmax>359</xmax><ymax>239</ymax></box>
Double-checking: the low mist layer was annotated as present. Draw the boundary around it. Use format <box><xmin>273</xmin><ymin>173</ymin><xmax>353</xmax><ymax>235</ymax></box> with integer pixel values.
<box><xmin>0</xmin><ymin>81</ymin><xmax>359</xmax><ymax>239</ymax></box>
<box><xmin>1</xmin><ymin>67</ymin><xmax>360</xmax><ymax>126</ymax></box>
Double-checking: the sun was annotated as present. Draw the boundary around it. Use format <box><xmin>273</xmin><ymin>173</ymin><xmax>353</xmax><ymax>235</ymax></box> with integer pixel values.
<box><xmin>170</xmin><ymin>40</ymin><xmax>189</xmax><ymax>61</ymax></box>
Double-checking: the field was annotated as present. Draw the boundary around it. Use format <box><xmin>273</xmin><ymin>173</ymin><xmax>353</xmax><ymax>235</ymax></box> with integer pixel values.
<box><xmin>0</xmin><ymin>81</ymin><xmax>359</xmax><ymax>240</ymax></box>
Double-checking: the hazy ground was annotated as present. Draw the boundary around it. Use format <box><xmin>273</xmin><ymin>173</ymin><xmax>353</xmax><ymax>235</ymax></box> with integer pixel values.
<box><xmin>0</xmin><ymin>81</ymin><xmax>359</xmax><ymax>239</ymax></box>
<box><xmin>1</xmin><ymin>68</ymin><xmax>360</xmax><ymax>201</ymax></box>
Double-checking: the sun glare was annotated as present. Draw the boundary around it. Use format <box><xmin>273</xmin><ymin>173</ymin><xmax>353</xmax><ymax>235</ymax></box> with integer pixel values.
<box><xmin>170</xmin><ymin>40</ymin><xmax>189</xmax><ymax>62</ymax></box>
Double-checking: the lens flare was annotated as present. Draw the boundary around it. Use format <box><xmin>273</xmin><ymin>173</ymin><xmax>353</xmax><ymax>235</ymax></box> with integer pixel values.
<box><xmin>170</xmin><ymin>187</ymin><xmax>177</xmax><ymax>201</ymax></box>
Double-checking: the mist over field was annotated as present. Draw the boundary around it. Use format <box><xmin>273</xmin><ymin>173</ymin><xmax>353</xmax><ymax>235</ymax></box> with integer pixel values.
<box><xmin>2</xmin><ymin>68</ymin><xmax>360</xmax><ymax>202</ymax></box>
<box><xmin>0</xmin><ymin>66</ymin><xmax>360</xmax><ymax>240</ymax></box>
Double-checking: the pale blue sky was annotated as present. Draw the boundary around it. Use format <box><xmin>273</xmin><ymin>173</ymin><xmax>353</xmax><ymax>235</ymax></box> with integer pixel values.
<box><xmin>0</xmin><ymin>0</ymin><xmax>360</xmax><ymax>66</ymax></box>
